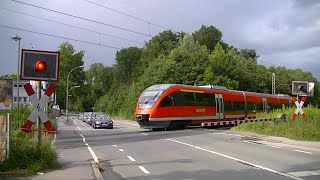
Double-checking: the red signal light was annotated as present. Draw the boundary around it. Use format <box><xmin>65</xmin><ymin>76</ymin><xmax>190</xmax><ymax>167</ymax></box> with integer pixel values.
<box><xmin>35</xmin><ymin>61</ymin><xmax>45</xmax><ymax>71</ymax></box>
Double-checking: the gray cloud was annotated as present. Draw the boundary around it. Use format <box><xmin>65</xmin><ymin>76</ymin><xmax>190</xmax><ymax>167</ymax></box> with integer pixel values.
<box><xmin>0</xmin><ymin>0</ymin><xmax>319</xmax><ymax>79</ymax></box>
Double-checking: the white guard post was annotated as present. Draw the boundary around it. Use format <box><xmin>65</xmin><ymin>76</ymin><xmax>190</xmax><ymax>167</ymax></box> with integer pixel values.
<box><xmin>21</xmin><ymin>83</ymin><xmax>55</xmax><ymax>132</ymax></box>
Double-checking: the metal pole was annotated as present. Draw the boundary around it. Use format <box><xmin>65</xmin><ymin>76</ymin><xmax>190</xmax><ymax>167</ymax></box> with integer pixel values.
<box><xmin>37</xmin><ymin>81</ymin><xmax>42</xmax><ymax>145</ymax></box>
<box><xmin>17</xmin><ymin>39</ymin><xmax>20</xmax><ymax>108</ymax></box>
<box><xmin>6</xmin><ymin>113</ymin><xmax>10</xmax><ymax>159</ymax></box>
<box><xmin>66</xmin><ymin>65</ymin><xmax>88</xmax><ymax>123</ymax></box>
<box><xmin>66</xmin><ymin>72</ymin><xmax>69</xmax><ymax>123</ymax></box>
<box><xmin>272</xmin><ymin>73</ymin><xmax>275</xmax><ymax>95</ymax></box>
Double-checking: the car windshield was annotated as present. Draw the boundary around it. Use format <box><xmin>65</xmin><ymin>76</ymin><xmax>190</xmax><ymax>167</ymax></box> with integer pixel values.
<box><xmin>94</xmin><ymin>113</ymin><xmax>111</xmax><ymax>119</ymax></box>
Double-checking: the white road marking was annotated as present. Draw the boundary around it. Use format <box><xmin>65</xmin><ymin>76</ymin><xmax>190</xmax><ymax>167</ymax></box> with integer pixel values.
<box><xmin>79</xmin><ymin>134</ymin><xmax>84</xmax><ymax>138</ymax></box>
<box><xmin>210</xmin><ymin>132</ymin><xmax>244</xmax><ymax>137</ymax></box>
<box><xmin>243</xmin><ymin>140</ymin><xmax>257</xmax><ymax>145</ymax></box>
<box><xmin>166</xmin><ymin>139</ymin><xmax>194</xmax><ymax>147</ymax></box>
<box><xmin>88</xmin><ymin>146</ymin><xmax>99</xmax><ymax>163</ymax></box>
<box><xmin>294</xmin><ymin>149</ymin><xmax>312</xmax><ymax>154</ymax></box>
<box><xmin>264</xmin><ymin>144</ymin><xmax>281</xmax><ymax>149</ymax></box>
<box><xmin>127</xmin><ymin>156</ymin><xmax>136</xmax><ymax>162</ymax></box>
<box><xmin>72</xmin><ymin>119</ymin><xmax>77</xmax><ymax>125</ymax></box>
<box><xmin>224</xmin><ymin>133</ymin><xmax>245</xmax><ymax>137</ymax></box>
<box><xmin>83</xmin><ymin>138</ymin><xmax>86</xmax><ymax>142</ymax></box>
<box><xmin>244</xmin><ymin>141</ymin><xmax>281</xmax><ymax>149</ymax></box>
<box><xmin>166</xmin><ymin>139</ymin><xmax>303</xmax><ymax>180</ymax></box>
<box><xmin>138</xmin><ymin>166</ymin><xmax>150</xmax><ymax>174</ymax></box>
<box><xmin>119</xmin><ymin>149</ymin><xmax>124</xmax><ymax>152</ymax></box>
<box><xmin>288</xmin><ymin>170</ymin><xmax>320</xmax><ymax>177</ymax></box>
<box><xmin>112</xmin><ymin>145</ymin><xmax>117</xmax><ymax>147</ymax></box>
<box><xmin>142</xmin><ymin>133</ymin><xmax>148</xmax><ymax>135</ymax></box>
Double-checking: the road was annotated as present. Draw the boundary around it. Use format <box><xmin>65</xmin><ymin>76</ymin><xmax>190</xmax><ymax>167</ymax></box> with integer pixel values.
<box><xmin>65</xmin><ymin>116</ymin><xmax>320</xmax><ymax>180</ymax></box>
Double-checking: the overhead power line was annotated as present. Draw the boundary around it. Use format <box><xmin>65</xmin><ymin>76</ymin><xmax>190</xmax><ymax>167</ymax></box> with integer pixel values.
<box><xmin>11</xmin><ymin>0</ymin><xmax>151</xmax><ymax>37</ymax></box>
<box><xmin>83</xmin><ymin>0</ymin><xmax>169</xmax><ymax>30</ymax></box>
<box><xmin>0</xmin><ymin>24</ymin><xmax>120</xmax><ymax>49</ymax></box>
<box><xmin>1</xmin><ymin>8</ymin><xmax>144</xmax><ymax>45</ymax></box>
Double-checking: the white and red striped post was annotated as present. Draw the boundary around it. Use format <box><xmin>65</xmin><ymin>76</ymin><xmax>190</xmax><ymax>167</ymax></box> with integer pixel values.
<box><xmin>21</xmin><ymin>83</ymin><xmax>55</xmax><ymax>132</ymax></box>
<box><xmin>291</xmin><ymin>96</ymin><xmax>307</xmax><ymax>120</ymax></box>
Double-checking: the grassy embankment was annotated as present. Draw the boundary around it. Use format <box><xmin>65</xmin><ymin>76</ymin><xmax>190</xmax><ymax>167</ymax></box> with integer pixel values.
<box><xmin>0</xmin><ymin>107</ymin><xmax>58</xmax><ymax>174</ymax></box>
<box><xmin>231</xmin><ymin>105</ymin><xmax>320</xmax><ymax>141</ymax></box>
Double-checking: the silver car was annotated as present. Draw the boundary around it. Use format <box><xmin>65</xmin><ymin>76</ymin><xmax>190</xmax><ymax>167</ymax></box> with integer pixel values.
<box><xmin>91</xmin><ymin>112</ymin><xmax>113</xmax><ymax>129</ymax></box>
<box><xmin>84</xmin><ymin>112</ymin><xmax>93</xmax><ymax>124</ymax></box>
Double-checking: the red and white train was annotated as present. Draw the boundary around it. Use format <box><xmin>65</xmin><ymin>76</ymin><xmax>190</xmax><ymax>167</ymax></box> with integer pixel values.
<box><xmin>135</xmin><ymin>84</ymin><xmax>292</xmax><ymax>129</ymax></box>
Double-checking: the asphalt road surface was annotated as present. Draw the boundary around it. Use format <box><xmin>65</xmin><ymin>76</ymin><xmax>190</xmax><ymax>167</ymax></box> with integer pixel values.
<box><xmin>64</xmin><ymin>116</ymin><xmax>320</xmax><ymax>180</ymax></box>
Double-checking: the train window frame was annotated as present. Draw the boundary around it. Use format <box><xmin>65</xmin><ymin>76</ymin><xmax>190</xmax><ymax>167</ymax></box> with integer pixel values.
<box><xmin>168</xmin><ymin>91</ymin><xmax>215</xmax><ymax>106</ymax></box>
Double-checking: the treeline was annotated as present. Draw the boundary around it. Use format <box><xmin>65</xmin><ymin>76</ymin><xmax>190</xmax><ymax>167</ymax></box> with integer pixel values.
<box><xmin>17</xmin><ymin>25</ymin><xmax>320</xmax><ymax>119</ymax></box>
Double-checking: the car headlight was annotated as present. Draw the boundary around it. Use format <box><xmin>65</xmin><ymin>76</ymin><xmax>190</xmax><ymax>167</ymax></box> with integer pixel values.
<box><xmin>95</xmin><ymin>121</ymin><xmax>100</xmax><ymax>124</ymax></box>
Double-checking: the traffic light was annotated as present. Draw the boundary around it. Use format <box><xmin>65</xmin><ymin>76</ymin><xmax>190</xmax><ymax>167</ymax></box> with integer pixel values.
<box><xmin>35</xmin><ymin>61</ymin><xmax>46</xmax><ymax>71</ymax></box>
<box><xmin>20</xmin><ymin>49</ymin><xmax>60</xmax><ymax>82</ymax></box>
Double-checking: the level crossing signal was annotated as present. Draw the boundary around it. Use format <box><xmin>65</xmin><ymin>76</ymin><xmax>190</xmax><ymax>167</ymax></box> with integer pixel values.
<box><xmin>20</xmin><ymin>49</ymin><xmax>60</xmax><ymax>82</ymax></box>
<box><xmin>35</xmin><ymin>61</ymin><xmax>46</xmax><ymax>71</ymax></box>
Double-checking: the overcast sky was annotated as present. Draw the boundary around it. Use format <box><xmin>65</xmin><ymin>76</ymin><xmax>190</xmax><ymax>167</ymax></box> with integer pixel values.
<box><xmin>1</xmin><ymin>0</ymin><xmax>319</xmax><ymax>79</ymax></box>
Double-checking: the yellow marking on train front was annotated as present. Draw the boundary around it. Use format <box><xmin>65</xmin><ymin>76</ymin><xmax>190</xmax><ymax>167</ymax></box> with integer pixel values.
<box><xmin>180</xmin><ymin>89</ymin><xmax>204</xmax><ymax>93</ymax></box>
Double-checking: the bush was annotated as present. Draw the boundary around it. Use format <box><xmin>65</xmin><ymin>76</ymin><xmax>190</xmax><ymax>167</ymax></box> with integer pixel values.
<box><xmin>0</xmin><ymin>131</ymin><xmax>58</xmax><ymax>173</ymax></box>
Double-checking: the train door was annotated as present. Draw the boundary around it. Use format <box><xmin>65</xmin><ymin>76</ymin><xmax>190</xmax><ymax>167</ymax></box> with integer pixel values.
<box><xmin>215</xmin><ymin>94</ymin><xmax>224</xmax><ymax>119</ymax></box>
<box><xmin>262</xmin><ymin>98</ymin><xmax>268</xmax><ymax>112</ymax></box>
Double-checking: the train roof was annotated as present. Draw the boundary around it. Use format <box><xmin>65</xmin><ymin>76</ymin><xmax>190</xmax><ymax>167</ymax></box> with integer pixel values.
<box><xmin>145</xmin><ymin>84</ymin><xmax>290</xmax><ymax>98</ymax></box>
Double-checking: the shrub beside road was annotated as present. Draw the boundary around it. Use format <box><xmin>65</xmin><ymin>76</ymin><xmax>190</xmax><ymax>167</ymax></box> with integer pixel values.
<box><xmin>0</xmin><ymin>107</ymin><xmax>58</xmax><ymax>174</ymax></box>
<box><xmin>232</xmin><ymin>106</ymin><xmax>320</xmax><ymax>141</ymax></box>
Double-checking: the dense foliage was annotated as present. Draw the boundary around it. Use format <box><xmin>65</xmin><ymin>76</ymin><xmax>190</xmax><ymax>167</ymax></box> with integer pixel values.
<box><xmin>4</xmin><ymin>25</ymin><xmax>317</xmax><ymax>118</ymax></box>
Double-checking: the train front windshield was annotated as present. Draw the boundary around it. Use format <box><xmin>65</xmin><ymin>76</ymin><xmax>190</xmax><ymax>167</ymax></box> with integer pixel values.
<box><xmin>138</xmin><ymin>90</ymin><xmax>163</xmax><ymax>110</ymax></box>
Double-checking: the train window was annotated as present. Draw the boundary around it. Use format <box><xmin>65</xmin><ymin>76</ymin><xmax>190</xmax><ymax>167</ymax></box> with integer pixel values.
<box><xmin>158</xmin><ymin>95</ymin><xmax>174</xmax><ymax>107</ymax></box>
<box><xmin>224</xmin><ymin>101</ymin><xmax>233</xmax><ymax>111</ymax></box>
<box><xmin>171</xmin><ymin>91</ymin><xmax>184</xmax><ymax>106</ymax></box>
<box><xmin>196</xmin><ymin>93</ymin><xmax>215</xmax><ymax>106</ymax></box>
<box><xmin>170</xmin><ymin>91</ymin><xmax>215</xmax><ymax>106</ymax></box>
<box><xmin>256</xmin><ymin>103</ymin><xmax>263</xmax><ymax>111</ymax></box>
<box><xmin>247</xmin><ymin>102</ymin><xmax>256</xmax><ymax>111</ymax></box>
<box><xmin>184</xmin><ymin>92</ymin><xmax>196</xmax><ymax>106</ymax></box>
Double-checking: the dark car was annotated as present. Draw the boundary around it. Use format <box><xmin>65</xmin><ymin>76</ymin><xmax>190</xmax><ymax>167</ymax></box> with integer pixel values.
<box><xmin>91</xmin><ymin>112</ymin><xmax>113</xmax><ymax>129</ymax></box>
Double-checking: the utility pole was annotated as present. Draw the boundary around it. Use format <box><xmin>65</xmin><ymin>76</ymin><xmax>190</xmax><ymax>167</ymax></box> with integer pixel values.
<box><xmin>272</xmin><ymin>73</ymin><xmax>276</xmax><ymax>95</ymax></box>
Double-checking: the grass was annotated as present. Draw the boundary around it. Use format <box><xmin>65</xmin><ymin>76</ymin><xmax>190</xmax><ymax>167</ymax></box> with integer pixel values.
<box><xmin>232</xmin><ymin>105</ymin><xmax>320</xmax><ymax>141</ymax></box>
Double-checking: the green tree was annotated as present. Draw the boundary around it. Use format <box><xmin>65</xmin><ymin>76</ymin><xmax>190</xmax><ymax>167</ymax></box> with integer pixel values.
<box><xmin>239</xmin><ymin>48</ymin><xmax>259</xmax><ymax>62</ymax></box>
<box><xmin>192</xmin><ymin>25</ymin><xmax>222</xmax><ymax>51</ymax></box>
<box><xmin>0</xmin><ymin>74</ymin><xmax>17</xmax><ymax>79</ymax></box>
<box><xmin>179</xmin><ymin>33</ymin><xmax>201</xmax><ymax>52</ymax></box>
<box><xmin>114</xmin><ymin>47</ymin><xmax>142</xmax><ymax>83</ymax></box>
<box><xmin>55</xmin><ymin>42</ymin><xmax>85</xmax><ymax>111</ymax></box>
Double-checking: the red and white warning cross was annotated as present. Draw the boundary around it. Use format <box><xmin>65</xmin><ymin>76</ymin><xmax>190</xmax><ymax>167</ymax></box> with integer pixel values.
<box><xmin>291</xmin><ymin>96</ymin><xmax>307</xmax><ymax>119</ymax></box>
<box><xmin>22</xmin><ymin>83</ymin><xmax>55</xmax><ymax>132</ymax></box>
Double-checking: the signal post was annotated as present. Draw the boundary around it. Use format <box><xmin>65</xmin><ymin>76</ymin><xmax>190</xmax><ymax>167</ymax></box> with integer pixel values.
<box><xmin>291</xmin><ymin>81</ymin><xmax>314</xmax><ymax>119</ymax></box>
<box><xmin>20</xmin><ymin>49</ymin><xmax>60</xmax><ymax>146</ymax></box>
